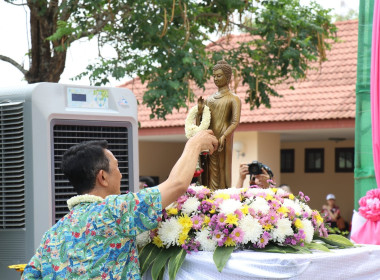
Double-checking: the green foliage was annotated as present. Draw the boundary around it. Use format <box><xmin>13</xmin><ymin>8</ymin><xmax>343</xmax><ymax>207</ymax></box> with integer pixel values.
<box><xmin>139</xmin><ymin>245</ymin><xmax>186</xmax><ymax>280</ymax></box>
<box><xmin>139</xmin><ymin>233</ymin><xmax>354</xmax><ymax>278</ymax></box>
<box><xmin>10</xmin><ymin>0</ymin><xmax>337</xmax><ymax>119</ymax></box>
<box><xmin>213</xmin><ymin>246</ymin><xmax>235</xmax><ymax>272</ymax></box>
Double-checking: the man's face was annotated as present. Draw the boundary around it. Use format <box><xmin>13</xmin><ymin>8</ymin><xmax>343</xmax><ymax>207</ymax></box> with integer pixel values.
<box><xmin>213</xmin><ymin>69</ymin><xmax>228</xmax><ymax>88</ymax></box>
<box><xmin>104</xmin><ymin>149</ymin><xmax>122</xmax><ymax>194</ymax></box>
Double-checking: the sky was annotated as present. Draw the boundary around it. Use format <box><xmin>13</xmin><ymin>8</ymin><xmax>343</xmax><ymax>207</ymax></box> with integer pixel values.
<box><xmin>0</xmin><ymin>0</ymin><xmax>360</xmax><ymax>88</ymax></box>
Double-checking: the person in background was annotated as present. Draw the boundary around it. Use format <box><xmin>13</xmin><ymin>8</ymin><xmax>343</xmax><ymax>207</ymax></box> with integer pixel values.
<box><xmin>322</xmin><ymin>193</ymin><xmax>346</xmax><ymax>231</ymax></box>
<box><xmin>279</xmin><ymin>184</ymin><xmax>292</xmax><ymax>194</ymax></box>
<box><xmin>139</xmin><ymin>176</ymin><xmax>155</xmax><ymax>190</ymax></box>
<box><xmin>235</xmin><ymin>162</ymin><xmax>274</xmax><ymax>189</ymax></box>
<box><xmin>22</xmin><ymin>130</ymin><xmax>218</xmax><ymax>280</ymax></box>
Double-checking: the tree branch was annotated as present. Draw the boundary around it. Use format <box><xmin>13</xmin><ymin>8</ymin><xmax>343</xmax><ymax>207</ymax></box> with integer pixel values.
<box><xmin>0</xmin><ymin>55</ymin><xmax>28</xmax><ymax>75</ymax></box>
<box><xmin>4</xmin><ymin>0</ymin><xmax>27</xmax><ymax>6</ymax></box>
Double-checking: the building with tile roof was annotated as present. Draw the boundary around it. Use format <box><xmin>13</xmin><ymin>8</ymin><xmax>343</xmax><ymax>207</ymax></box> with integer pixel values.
<box><xmin>120</xmin><ymin>19</ymin><xmax>357</xmax><ymax>221</ymax></box>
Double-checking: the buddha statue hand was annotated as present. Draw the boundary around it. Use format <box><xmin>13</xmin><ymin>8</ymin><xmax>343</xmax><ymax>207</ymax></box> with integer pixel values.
<box><xmin>197</xmin><ymin>96</ymin><xmax>205</xmax><ymax>115</ymax></box>
<box><xmin>218</xmin><ymin>135</ymin><xmax>226</xmax><ymax>152</ymax></box>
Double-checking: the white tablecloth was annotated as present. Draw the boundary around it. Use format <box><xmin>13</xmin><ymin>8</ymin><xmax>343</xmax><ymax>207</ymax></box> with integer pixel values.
<box><xmin>144</xmin><ymin>245</ymin><xmax>380</xmax><ymax>280</ymax></box>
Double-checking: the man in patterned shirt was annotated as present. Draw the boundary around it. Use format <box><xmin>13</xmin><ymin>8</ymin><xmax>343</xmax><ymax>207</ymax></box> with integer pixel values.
<box><xmin>22</xmin><ymin>130</ymin><xmax>218</xmax><ymax>279</ymax></box>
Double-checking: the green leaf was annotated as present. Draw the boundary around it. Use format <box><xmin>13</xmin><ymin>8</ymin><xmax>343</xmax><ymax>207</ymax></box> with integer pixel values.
<box><xmin>168</xmin><ymin>248</ymin><xmax>187</xmax><ymax>280</ymax></box>
<box><xmin>213</xmin><ymin>246</ymin><xmax>235</xmax><ymax>272</ymax></box>
<box><xmin>151</xmin><ymin>247</ymin><xmax>179</xmax><ymax>280</ymax></box>
<box><xmin>305</xmin><ymin>242</ymin><xmax>331</xmax><ymax>252</ymax></box>
<box><xmin>314</xmin><ymin>234</ymin><xmax>354</xmax><ymax>248</ymax></box>
<box><xmin>326</xmin><ymin>234</ymin><xmax>355</xmax><ymax>247</ymax></box>
<box><xmin>140</xmin><ymin>244</ymin><xmax>163</xmax><ymax>276</ymax></box>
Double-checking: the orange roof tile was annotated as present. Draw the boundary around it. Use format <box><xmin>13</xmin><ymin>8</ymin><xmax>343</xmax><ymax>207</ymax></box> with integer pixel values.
<box><xmin>120</xmin><ymin>20</ymin><xmax>357</xmax><ymax>129</ymax></box>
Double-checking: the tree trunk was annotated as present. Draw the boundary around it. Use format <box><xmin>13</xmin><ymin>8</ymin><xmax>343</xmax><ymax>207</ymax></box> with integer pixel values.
<box><xmin>25</xmin><ymin>3</ymin><xmax>66</xmax><ymax>83</ymax></box>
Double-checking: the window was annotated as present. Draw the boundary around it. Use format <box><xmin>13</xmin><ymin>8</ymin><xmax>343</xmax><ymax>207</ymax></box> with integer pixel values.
<box><xmin>305</xmin><ymin>148</ymin><xmax>324</xmax><ymax>173</ymax></box>
<box><xmin>335</xmin><ymin>148</ymin><xmax>354</xmax><ymax>172</ymax></box>
<box><xmin>281</xmin><ymin>149</ymin><xmax>294</xmax><ymax>173</ymax></box>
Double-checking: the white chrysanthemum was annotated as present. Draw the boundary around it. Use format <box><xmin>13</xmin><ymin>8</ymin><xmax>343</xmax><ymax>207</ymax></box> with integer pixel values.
<box><xmin>238</xmin><ymin>215</ymin><xmax>263</xmax><ymax>244</ymax></box>
<box><xmin>249</xmin><ymin>196</ymin><xmax>270</xmax><ymax>215</ymax></box>
<box><xmin>188</xmin><ymin>185</ymin><xmax>208</xmax><ymax>193</ymax></box>
<box><xmin>302</xmin><ymin>219</ymin><xmax>314</xmax><ymax>243</ymax></box>
<box><xmin>273</xmin><ymin>218</ymin><xmax>294</xmax><ymax>243</ymax></box>
<box><xmin>218</xmin><ymin>199</ymin><xmax>243</xmax><ymax>215</ymax></box>
<box><xmin>283</xmin><ymin>198</ymin><xmax>302</xmax><ymax>215</ymax></box>
<box><xmin>300</xmin><ymin>202</ymin><xmax>312</xmax><ymax>216</ymax></box>
<box><xmin>136</xmin><ymin>231</ymin><xmax>151</xmax><ymax>247</ymax></box>
<box><xmin>195</xmin><ymin>228</ymin><xmax>217</xmax><ymax>251</ymax></box>
<box><xmin>213</xmin><ymin>188</ymin><xmax>242</xmax><ymax>196</ymax></box>
<box><xmin>260</xmin><ymin>188</ymin><xmax>275</xmax><ymax>196</ymax></box>
<box><xmin>181</xmin><ymin>197</ymin><xmax>201</xmax><ymax>215</ymax></box>
<box><xmin>157</xmin><ymin>218</ymin><xmax>182</xmax><ymax>247</ymax></box>
<box><xmin>245</xmin><ymin>188</ymin><xmax>266</xmax><ymax>196</ymax></box>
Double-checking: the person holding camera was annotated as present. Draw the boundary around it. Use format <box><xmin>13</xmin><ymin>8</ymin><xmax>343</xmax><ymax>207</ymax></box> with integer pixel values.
<box><xmin>236</xmin><ymin>161</ymin><xmax>274</xmax><ymax>189</ymax></box>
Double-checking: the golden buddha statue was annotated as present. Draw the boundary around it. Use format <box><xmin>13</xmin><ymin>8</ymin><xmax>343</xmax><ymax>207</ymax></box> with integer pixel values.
<box><xmin>197</xmin><ymin>60</ymin><xmax>241</xmax><ymax>190</ymax></box>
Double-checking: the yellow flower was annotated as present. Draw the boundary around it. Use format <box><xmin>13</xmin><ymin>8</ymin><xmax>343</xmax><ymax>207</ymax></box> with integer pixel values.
<box><xmin>178</xmin><ymin>215</ymin><xmax>193</xmax><ymax>230</ymax></box>
<box><xmin>277</xmin><ymin>206</ymin><xmax>289</xmax><ymax>216</ymax></box>
<box><xmin>214</xmin><ymin>193</ymin><xmax>230</xmax><ymax>200</ymax></box>
<box><xmin>210</xmin><ymin>208</ymin><xmax>216</xmax><ymax>214</ymax></box>
<box><xmin>241</xmin><ymin>205</ymin><xmax>249</xmax><ymax>215</ymax></box>
<box><xmin>265</xmin><ymin>194</ymin><xmax>274</xmax><ymax>201</ymax></box>
<box><xmin>294</xmin><ymin>219</ymin><xmax>303</xmax><ymax>229</ymax></box>
<box><xmin>263</xmin><ymin>224</ymin><xmax>273</xmax><ymax>231</ymax></box>
<box><xmin>167</xmin><ymin>208</ymin><xmax>178</xmax><ymax>215</ymax></box>
<box><xmin>226</xmin><ymin>214</ymin><xmax>239</xmax><ymax>226</ymax></box>
<box><xmin>289</xmin><ymin>194</ymin><xmax>295</xmax><ymax>200</ymax></box>
<box><xmin>203</xmin><ymin>216</ymin><xmax>211</xmax><ymax>225</ymax></box>
<box><xmin>224</xmin><ymin>237</ymin><xmax>236</xmax><ymax>247</ymax></box>
<box><xmin>178</xmin><ymin>232</ymin><xmax>188</xmax><ymax>245</ymax></box>
<box><xmin>152</xmin><ymin>236</ymin><xmax>163</xmax><ymax>248</ymax></box>
<box><xmin>314</xmin><ymin>211</ymin><xmax>324</xmax><ymax>225</ymax></box>
<box><xmin>271</xmin><ymin>187</ymin><xmax>278</xmax><ymax>193</ymax></box>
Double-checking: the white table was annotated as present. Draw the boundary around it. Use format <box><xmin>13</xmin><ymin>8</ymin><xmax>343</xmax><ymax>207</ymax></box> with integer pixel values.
<box><xmin>144</xmin><ymin>245</ymin><xmax>380</xmax><ymax>280</ymax></box>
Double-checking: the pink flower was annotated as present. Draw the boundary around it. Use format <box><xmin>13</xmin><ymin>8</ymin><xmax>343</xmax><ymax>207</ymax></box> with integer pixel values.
<box><xmin>358</xmin><ymin>189</ymin><xmax>380</xmax><ymax>222</ymax></box>
<box><xmin>230</xmin><ymin>227</ymin><xmax>244</xmax><ymax>243</ymax></box>
<box><xmin>257</xmin><ymin>231</ymin><xmax>270</xmax><ymax>248</ymax></box>
<box><xmin>191</xmin><ymin>216</ymin><xmax>203</xmax><ymax>230</ymax></box>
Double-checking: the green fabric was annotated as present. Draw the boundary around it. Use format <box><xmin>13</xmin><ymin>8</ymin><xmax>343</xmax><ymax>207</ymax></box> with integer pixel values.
<box><xmin>355</xmin><ymin>0</ymin><xmax>377</xmax><ymax>209</ymax></box>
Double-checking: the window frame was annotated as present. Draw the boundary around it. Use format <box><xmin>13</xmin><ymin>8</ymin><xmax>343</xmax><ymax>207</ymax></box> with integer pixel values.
<box><xmin>281</xmin><ymin>149</ymin><xmax>295</xmax><ymax>173</ymax></box>
<box><xmin>305</xmin><ymin>148</ymin><xmax>324</xmax><ymax>173</ymax></box>
<box><xmin>335</xmin><ymin>147</ymin><xmax>354</xmax><ymax>173</ymax></box>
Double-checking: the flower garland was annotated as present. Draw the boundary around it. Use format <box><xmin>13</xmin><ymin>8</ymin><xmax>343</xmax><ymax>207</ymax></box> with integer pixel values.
<box><xmin>184</xmin><ymin>105</ymin><xmax>211</xmax><ymax>139</ymax></box>
<box><xmin>67</xmin><ymin>194</ymin><xmax>104</xmax><ymax>210</ymax></box>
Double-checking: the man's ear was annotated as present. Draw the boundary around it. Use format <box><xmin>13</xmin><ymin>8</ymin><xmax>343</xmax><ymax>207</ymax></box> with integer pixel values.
<box><xmin>96</xmin><ymin>170</ymin><xmax>108</xmax><ymax>187</ymax></box>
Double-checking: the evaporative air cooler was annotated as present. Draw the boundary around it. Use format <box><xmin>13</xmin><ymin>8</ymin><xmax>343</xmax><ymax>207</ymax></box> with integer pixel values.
<box><xmin>0</xmin><ymin>83</ymin><xmax>139</xmax><ymax>279</ymax></box>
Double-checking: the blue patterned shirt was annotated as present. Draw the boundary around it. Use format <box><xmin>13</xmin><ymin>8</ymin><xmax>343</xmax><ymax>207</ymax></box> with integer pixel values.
<box><xmin>22</xmin><ymin>187</ymin><xmax>162</xmax><ymax>279</ymax></box>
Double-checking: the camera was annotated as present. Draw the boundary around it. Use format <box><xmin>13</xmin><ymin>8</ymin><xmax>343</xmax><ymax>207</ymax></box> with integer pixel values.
<box><xmin>248</xmin><ymin>161</ymin><xmax>274</xmax><ymax>178</ymax></box>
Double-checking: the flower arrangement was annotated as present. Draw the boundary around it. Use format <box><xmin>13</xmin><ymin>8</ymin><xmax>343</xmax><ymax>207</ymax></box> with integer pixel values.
<box><xmin>358</xmin><ymin>188</ymin><xmax>380</xmax><ymax>222</ymax></box>
<box><xmin>138</xmin><ymin>186</ymin><xmax>354</xmax><ymax>280</ymax></box>
<box><xmin>184</xmin><ymin>105</ymin><xmax>211</xmax><ymax>139</ymax></box>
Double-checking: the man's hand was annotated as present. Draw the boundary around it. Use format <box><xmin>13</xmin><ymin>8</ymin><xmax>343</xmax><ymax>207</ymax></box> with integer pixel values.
<box><xmin>188</xmin><ymin>130</ymin><xmax>218</xmax><ymax>155</ymax></box>
<box><xmin>159</xmin><ymin>130</ymin><xmax>218</xmax><ymax>208</ymax></box>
